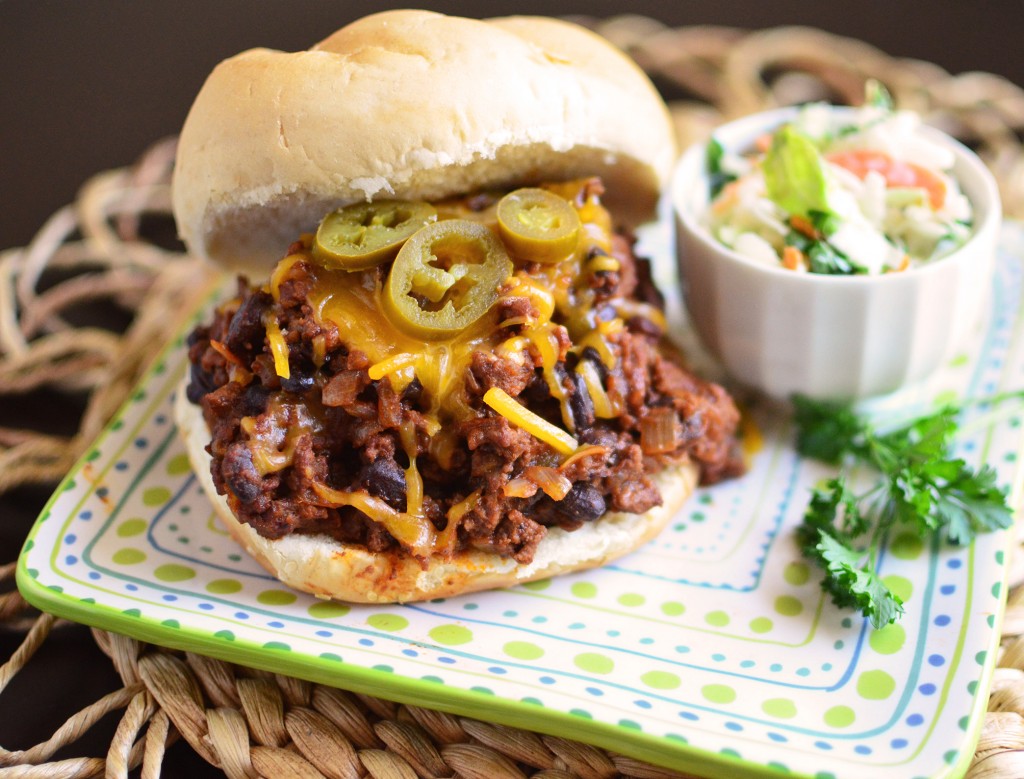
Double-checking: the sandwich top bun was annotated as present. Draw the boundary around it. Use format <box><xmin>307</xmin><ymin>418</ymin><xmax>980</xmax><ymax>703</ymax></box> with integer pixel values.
<box><xmin>172</xmin><ymin>10</ymin><xmax>677</xmax><ymax>274</ymax></box>
<box><xmin>175</xmin><ymin>388</ymin><xmax>698</xmax><ymax>602</ymax></box>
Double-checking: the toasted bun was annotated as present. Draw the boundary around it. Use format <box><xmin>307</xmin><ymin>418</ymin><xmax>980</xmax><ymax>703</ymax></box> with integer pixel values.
<box><xmin>172</xmin><ymin>10</ymin><xmax>677</xmax><ymax>275</ymax></box>
<box><xmin>174</xmin><ymin>382</ymin><xmax>696</xmax><ymax>603</ymax></box>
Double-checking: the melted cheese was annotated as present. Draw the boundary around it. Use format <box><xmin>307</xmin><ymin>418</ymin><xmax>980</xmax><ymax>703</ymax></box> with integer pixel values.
<box><xmin>240</xmin><ymin>179</ymin><xmax>654</xmax><ymax>555</ymax></box>
<box><xmin>241</xmin><ymin>397</ymin><xmax>323</xmax><ymax>476</ymax></box>
<box><xmin>313</xmin><ymin>482</ymin><xmax>436</xmax><ymax>556</ymax></box>
<box><xmin>264</xmin><ymin>314</ymin><xmax>291</xmax><ymax>380</ymax></box>
<box><xmin>310</xmin><ymin>272</ymin><xmax>503</xmax><ymax>424</ymax></box>
<box><xmin>305</xmin><ymin>179</ymin><xmax>623</xmax><ymax>437</ymax></box>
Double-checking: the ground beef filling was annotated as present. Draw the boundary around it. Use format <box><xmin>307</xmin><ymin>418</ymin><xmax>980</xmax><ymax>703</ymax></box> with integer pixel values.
<box><xmin>187</xmin><ymin>240</ymin><xmax>743</xmax><ymax>565</ymax></box>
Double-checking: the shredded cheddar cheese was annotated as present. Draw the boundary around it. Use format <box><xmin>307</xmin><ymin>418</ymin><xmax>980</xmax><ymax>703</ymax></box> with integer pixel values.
<box><xmin>263</xmin><ymin>314</ymin><xmax>291</xmax><ymax>380</ymax></box>
<box><xmin>368</xmin><ymin>353</ymin><xmax>417</xmax><ymax>381</ymax></box>
<box><xmin>483</xmin><ymin>387</ymin><xmax>578</xmax><ymax>456</ymax></box>
<box><xmin>269</xmin><ymin>253</ymin><xmax>304</xmax><ymax>301</ymax></box>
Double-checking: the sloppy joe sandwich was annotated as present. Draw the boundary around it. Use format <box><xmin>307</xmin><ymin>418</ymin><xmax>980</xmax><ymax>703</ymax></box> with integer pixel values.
<box><xmin>173</xmin><ymin>9</ymin><xmax>743</xmax><ymax>603</ymax></box>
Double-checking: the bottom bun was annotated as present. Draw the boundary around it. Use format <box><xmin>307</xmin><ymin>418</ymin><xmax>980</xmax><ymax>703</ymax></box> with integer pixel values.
<box><xmin>175</xmin><ymin>382</ymin><xmax>698</xmax><ymax>603</ymax></box>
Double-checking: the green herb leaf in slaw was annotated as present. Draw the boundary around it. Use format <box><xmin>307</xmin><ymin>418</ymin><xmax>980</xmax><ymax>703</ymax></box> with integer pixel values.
<box><xmin>706</xmin><ymin>137</ymin><xmax>737</xmax><ymax>198</ymax></box>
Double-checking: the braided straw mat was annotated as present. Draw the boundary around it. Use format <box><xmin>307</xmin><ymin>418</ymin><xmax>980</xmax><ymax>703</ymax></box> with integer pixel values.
<box><xmin>4</xmin><ymin>17</ymin><xmax>1024</xmax><ymax>779</ymax></box>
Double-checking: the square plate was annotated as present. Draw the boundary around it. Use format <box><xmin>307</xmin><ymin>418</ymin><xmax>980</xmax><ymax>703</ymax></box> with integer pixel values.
<box><xmin>17</xmin><ymin>224</ymin><xmax>1024</xmax><ymax>779</ymax></box>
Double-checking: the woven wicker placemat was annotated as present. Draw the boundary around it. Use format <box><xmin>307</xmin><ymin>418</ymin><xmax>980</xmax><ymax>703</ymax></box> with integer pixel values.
<box><xmin>3</xmin><ymin>17</ymin><xmax>1024</xmax><ymax>779</ymax></box>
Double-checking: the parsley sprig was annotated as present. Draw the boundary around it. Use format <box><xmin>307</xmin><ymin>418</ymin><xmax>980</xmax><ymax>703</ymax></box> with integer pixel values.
<box><xmin>793</xmin><ymin>395</ymin><xmax>1019</xmax><ymax>628</ymax></box>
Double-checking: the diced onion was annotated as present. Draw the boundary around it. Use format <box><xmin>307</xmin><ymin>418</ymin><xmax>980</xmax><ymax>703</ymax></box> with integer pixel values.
<box><xmin>523</xmin><ymin>466</ymin><xmax>572</xmax><ymax>501</ymax></box>
<box><xmin>321</xmin><ymin>371</ymin><xmax>363</xmax><ymax>407</ymax></box>
<box><xmin>503</xmin><ymin>478</ymin><xmax>538</xmax><ymax>498</ymax></box>
<box><xmin>482</xmin><ymin>387</ymin><xmax>578</xmax><ymax>456</ymax></box>
<box><xmin>640</xmin><ymin>407</ymin><xmax>679</xmax><ymax>455</ymax></box>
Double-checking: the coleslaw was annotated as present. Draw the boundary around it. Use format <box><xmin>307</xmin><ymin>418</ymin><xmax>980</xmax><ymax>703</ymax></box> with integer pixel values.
<box><xmin>705</xmin><ymin>83</ymin><xmax>974</xmax><ymax>275</ymax></box>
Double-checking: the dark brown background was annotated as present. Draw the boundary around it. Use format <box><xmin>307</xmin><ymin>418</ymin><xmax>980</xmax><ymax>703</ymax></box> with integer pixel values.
<box><xmin>2</xmin><ymin>1</ymin><xmax>1021</xmax><ymax>775</ymax></box>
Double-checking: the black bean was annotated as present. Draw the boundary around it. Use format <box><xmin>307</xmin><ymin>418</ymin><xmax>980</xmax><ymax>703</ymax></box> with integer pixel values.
<box><xmin>521</xmin><ymin>370</ymin><xmax>552</xmax><ymax>405</ymax></box>
<box><xmin>222</xmin><ymin>443</ymin><xmax>263</xmax><ymax>504</ymax></box>
<box><xmin>186</xmin><ymin>362</ymin><xmax>216</xmax><ymax>403</ymax></box>
<box><xmin>558</xmin><ymin>482</ymin><xmax>606</xmax><ymax>522</ymax></box>
<box><xmin>240</xmin><ymin>382</ymin><xmax>270</xmax><ymax>417</ymax></box>
<box><xmin>680</xmin><ymin>409</ymin><xmax>706</xmax><ymax>443</ymax></box>
<box><xmin>633</xmin><ymin>256</ymin><xmax>665</xmax><ymax>308</ymax></box>
<box><xmin>281</xmin><ymin>354</ymin><xmax>316</xmax><ymax>394</ymax></box>
<box><xmin>225</xmin><ymin>290</ymin><xmax>271</xmax><ymax>362</ymax></box>
<box><xmin>626</xmin><ymin>315</ymin><xmax>663</xmax><ymax>339</ymax></box>
<box><xmin>402</xmin><ymin>377</ymin><xmax>424</xmax><ymax>407</ymax></box>
<box><xmin>580</xmin><ymin>346</ymin><xmax>609</xmax><ymax>382</ymax></box>
<box><xmin>568</xmin><ymin>369</ymin><xmax>595</xmax><ymax>431</ymax></box>
<box><xmin>466</xmin><ymin>192</ymin><xmax>497</xmax><ymax>212</ymax></box>
<box><xmin>359</xmin><ymin>458</ymin><xmax>407</xmax><ymax>511</ymax></box>
<box><xmin>580</xmin><ymin>427</ymin><xmax>619</xmax><ymax>450</ymax></box>
<box><xmin>186</xmin><ymin>325</ymin><xmax>207</xmax><ymax>348</ymax></box>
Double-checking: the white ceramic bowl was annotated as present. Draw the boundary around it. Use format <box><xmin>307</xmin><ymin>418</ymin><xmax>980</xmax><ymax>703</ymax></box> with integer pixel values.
<box><xmin>673</xmin><ymin>107</ymin><xmax>1001</xmax><ymax>400</ymax></box>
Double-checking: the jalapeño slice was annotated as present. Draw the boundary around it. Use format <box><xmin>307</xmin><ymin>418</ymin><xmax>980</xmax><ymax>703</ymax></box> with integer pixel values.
<box><xmin>496</xmin><ymin>188</ymin><xmax>581</xmax><ymax>263</ymax></box>
<box><xmin>384</xmin><ymin>220</ymin><xmax>512</xmax><ymax>339</ymax></box>
<box><xmin>313</xmin><ymin>200</ymin><xmax>437</xmax><ymax>270</ymax></box>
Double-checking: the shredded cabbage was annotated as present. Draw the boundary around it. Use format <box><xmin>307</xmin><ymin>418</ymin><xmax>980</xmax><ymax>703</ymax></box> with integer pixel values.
<box><xmin>705</xmin><ymin>84</ymin><xmax>973</xmax><ymax>275</ymax></box>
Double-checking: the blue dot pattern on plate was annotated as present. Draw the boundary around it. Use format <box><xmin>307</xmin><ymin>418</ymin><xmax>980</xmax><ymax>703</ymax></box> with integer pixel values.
<box><xmin>16</xmin><ymin>234</ymin><xmax>1024</xmax><ymax>779</ymax></box>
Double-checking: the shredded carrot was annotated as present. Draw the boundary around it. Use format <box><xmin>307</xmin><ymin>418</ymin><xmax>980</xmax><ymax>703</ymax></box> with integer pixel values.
<box><xmin>782</xmin><ymin>246</ymin><xmax>805</xmax><ymax>271</ymax></box>
<box><xmin>826</xmin><ymin>150</ymin><xmax>947</xmax><ymax>209</ymax></box>
<box><xmin>711</xmin><ymin>180</ymin><xmax>741</xmax><ymax>215</ymax></box>
<box><xmin>789</xmin><ymin>215</ymin><xmax>818</xmax><ymax>239</ymax></box>
<box><xmin>754</xmin><ymin>133</ymin><xmax>773</xmax><ymax>153</ymax></box>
